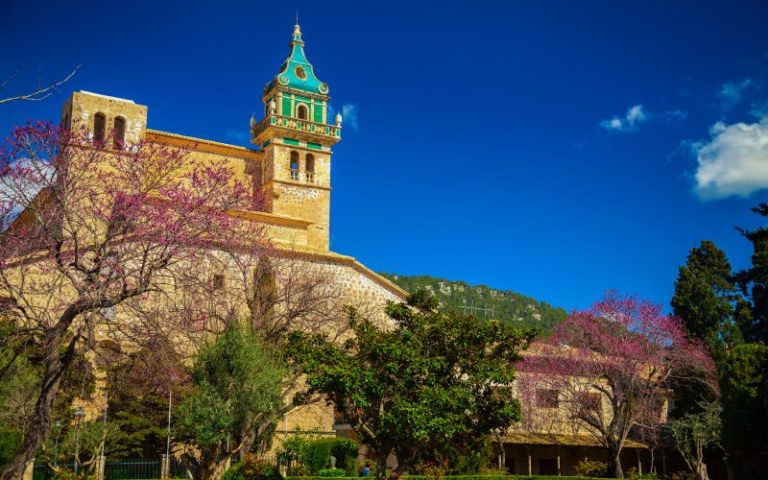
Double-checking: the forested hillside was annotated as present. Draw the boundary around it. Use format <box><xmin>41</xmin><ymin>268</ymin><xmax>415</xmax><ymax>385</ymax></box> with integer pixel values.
<box><xmin>381</xmin><ymin>273</ymin><xmax>568</xmax><ymax>330</ymax></box>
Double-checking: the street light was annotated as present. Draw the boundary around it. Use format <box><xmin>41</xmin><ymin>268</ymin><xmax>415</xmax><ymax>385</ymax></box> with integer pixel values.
<box><xmin>73</xmin><ymin>407</ymin><xmax>85</xmax><ymax>475</ymax></box>
<box><xmin>53</xmin><ymin>420</ymin><xmax>63</xmax><ymax>467</ymax></box>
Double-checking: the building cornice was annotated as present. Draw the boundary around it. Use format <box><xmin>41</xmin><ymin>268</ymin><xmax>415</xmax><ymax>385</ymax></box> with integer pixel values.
<box><xmin>147</xmin><ymin>129</ymin><xmax>262</xmax><ymax>160</ymax></box>
<box><xmin>227</xmin><ymin>209</ymin><xmax>311</xmax><ymax>229</ymax></box>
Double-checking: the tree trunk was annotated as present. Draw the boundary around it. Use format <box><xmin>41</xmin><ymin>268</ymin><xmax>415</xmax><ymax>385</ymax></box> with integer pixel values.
<box><xmin>607</xmin><ymin>449</ymin><xmax>623</xmax><ymax>478</ymax></box>
<box><xmin>495</xmin><ymin>431</ymin><xmax>506</xmax><ymax>471</ymax></box>
<box><xmin>376</xmin><ymin>454</ymin><xmax>388</xmax><ymax>480</ymax></box>
<box><xmin>695</xmin><ymin>461</ymin><xmax>709</xmax><ymax>480</ymax></box>
<box><xmin>0</xmin><ymin>333</ymin><xmax>76</xmax><ymax>480</ymax></box>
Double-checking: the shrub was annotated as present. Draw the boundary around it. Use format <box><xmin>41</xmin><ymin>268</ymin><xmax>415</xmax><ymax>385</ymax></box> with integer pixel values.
<box><xmin>236</xmin><ymin>454</ymin><xmax>282</xmax><ymax>480</ymax></box>
<box><xmin>223</xmin><ymin>463</ymin><xmax>245</xmax><ymax>480</ymax></box>
<box><xmin>574</xmin><ymin>459</ymin><xmax>608</xmax><ymax>478</ymax></box>
<box><xmin>0</xmin><ymin>424</ymin><xmax>21</xmax><ymax>467</ymax></box>
<box><xmin>304</xmin><ymin>440</ymin><xmax>333</xmax><ymax>474</ymax></box>
<box><xmin>318</xmin><ymin>469</ymin><xmax>347</xmax><ymax>477</ymax></box>
<box><xmin>280</xmin><ymin>436</ymin><xmax>359</xmax><ymax>475</ymax></box>
<box><xmin>327</xmin><ymin>439</ymin><xmax>358</xmax><ymax>473</ymax></box>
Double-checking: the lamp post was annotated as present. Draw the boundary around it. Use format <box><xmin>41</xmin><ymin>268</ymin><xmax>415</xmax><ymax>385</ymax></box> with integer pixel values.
<box><xmin>73</xmin><ymin>406</ymin><xmax>85</xmax><ymax>475</ymax></box>
<box><xmin>53</xmin><ymin>420</ymin><xmax>63</xmax><ymax>467</ymax></box>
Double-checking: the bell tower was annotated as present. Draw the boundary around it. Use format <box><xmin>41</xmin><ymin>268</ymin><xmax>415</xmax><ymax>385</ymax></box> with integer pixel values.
<box><xmin>251</xmin><ymin>23</ymin><xmax>342</xmax><ymax>252</ymax></box>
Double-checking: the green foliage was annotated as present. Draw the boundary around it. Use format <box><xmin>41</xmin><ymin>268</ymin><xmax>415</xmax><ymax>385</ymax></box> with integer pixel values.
<box><xmin>419</xmin><ymin>437</ymin><xmax>494</xmax><ymax>475</ymax></box>
<box><xmin>287</xmin><ymin>290</ymin><xmax>537</xmax><ymax>477</ymax></box>
<box><xmin>303</xmin><ymin>440</ymin><xmax>332</xmax><ymax>474</ymax></box>
<box><xmin>326</xmin><ymin>438</ymin><xmax>358</xmax><ymax>473</ymax></box>
<box><xmin>573</xmin><ymin>459</ymin><xmax>608</xmax><ymax>478</ymax></box>
<box><xmin>278</xmin><ymin>435</ymin><xmax>357</xmax><ymax>475</ymax></box>
<box><xmin>223</xmin><ymin>455</ymin><xmax>283</xmax><ymax>480</ymax></box>
<box><xmin>178</xmin><ymin>322</ymin><xmax>285</xmax><ymax>449</ymax></box>
<box><xmin>736</xmin><ymin>203</ymin><xmax>768</xmax><ymax>343</ymax></box>
<box><xmin>0</xmin><ymin>317</ymin><xmax>41</xmax><ymax>435</ymax></box>
<box><xmin>380</xmin><ymin>274</ymin><xmax>567</xmax><ymax>330</ymax></box>
<box><xmin>671</xmin><ymin>240</ymin><xmax>743</xmax><ymax>352</ymax></box>
<box><xmin>318</xmin><ymin>469</ymin><xmax>346</xmax><ymax>477</ymax></box>
<box><xmin>665</xmin><ymin>400</ymin><xmax>722</xmax><ymax>471</ymax></box>
<box><xmin>671</xmin><ymin>205</ymin><xmax>768</xmax><ymax>478</ymax></box>
<box><xmin>177</xmin><ymin>321</ymin><xmax>286</xmax><ymax>479</ymax></box>
<box><xmin>238</xmin><ymin>455</ymin><xmax>282</xmax><ymax>480</ymax></box>
<box><xmin>0</xmin><ymin>424</ymin><xmax>21</xmax><ymax>467</ymax></box>
<box><xmin>286</xmin><ymin>476</ymin><xmax>613</xmax><ymax>480</ymax></box>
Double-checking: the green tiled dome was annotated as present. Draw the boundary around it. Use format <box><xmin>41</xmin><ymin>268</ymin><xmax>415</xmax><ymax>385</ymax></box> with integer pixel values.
<box><xmin>265</xmin><ymin>24</ymin><xmax>328</xmax><ymax>95</ymax></box>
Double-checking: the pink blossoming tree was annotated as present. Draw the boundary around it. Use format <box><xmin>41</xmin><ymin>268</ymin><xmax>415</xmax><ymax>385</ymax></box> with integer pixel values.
<box><xmin>0</xmin><ymin>121</ymin><xmax>266</xmax><ymax>480</ymax></box>
<box><xmin>518</xmin><ymin>292</ymin><xmax>716</xmax><ymax>478</ymax></box>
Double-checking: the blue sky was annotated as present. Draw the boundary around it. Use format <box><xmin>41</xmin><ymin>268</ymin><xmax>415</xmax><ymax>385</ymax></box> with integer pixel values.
<box><xmin>2</xmin><ymin>0</ymin><xmax>767</xmax><ymax>312</ymax></box>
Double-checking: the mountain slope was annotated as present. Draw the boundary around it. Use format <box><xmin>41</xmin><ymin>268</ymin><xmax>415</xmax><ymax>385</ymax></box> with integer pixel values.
<box><xmin>380</xmin><ymin>273</ymin><xmax>567</xmax><ymax>330</ymax></box>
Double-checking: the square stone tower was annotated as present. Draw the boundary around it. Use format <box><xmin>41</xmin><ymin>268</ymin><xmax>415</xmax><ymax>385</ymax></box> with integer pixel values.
<box><xmin>251</xmin><ymin>23</ymin><xmax>342</xmax><ymax>252</ymax></box>
<box><xmin>61</xmin><ymin>91</ymin><xmax>148</xmax><ymax>145</ymax></box>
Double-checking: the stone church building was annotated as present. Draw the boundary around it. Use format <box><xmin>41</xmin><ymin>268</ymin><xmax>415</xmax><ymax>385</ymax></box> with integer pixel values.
<box><xmin>51</xmin><ymin>23</ymin><xmax>653</xmax><ymax>476</ymax></box>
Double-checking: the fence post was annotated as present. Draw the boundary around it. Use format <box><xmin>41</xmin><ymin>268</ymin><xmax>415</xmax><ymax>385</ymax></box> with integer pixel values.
<box><xmin>161</xmin><ymin>454</ymin><xmax>169</xmax><ymax>479</ymax></box>
<box><xmin>95</xmin><ymin>454</ymin><xmax>106</xmax><ymax>480</ymax></box>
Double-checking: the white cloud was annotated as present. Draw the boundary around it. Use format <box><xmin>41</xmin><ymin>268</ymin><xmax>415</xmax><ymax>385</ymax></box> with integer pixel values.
<box><xmin>600</xmin><ymin>104</ymin><xmax>648</xmax><ymax>132</ymax></box>
<box><xmin>341</xmin><ymin>104</ymin><xmax>359</xmax><ymax>130</ymax></box>
<box><xmin>719</xmin><ymin>78</ymin><xmax>752</xmax><ymax>109</ymax></box>
<box><xmin>693</xmin><ymin>114</ymin><xmax>768</xmax><ymax>200</ymax></box>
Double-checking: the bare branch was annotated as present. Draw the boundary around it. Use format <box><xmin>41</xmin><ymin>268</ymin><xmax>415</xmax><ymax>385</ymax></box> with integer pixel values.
<box><xmin>0</xmin><ymin>65</ymin><xmax>80</xmax><ymax>105</ymax></box>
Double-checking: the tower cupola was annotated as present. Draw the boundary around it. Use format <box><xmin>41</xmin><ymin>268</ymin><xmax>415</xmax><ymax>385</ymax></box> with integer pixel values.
<box><xmin>264</xmin><ymin>23</ymin><xmax>329</xmax><ymax>96</ymax></box>
<box><xmin>251</xmin><ymin>22</ymin><xmax>340</xmax><ymax>150</ymax></box>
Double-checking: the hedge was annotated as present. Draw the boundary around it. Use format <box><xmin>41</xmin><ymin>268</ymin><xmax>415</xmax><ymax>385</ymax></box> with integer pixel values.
<box><xmin>287</xmin><ymin>475</ymin><xmax>615</xmax><ymax>480</ymax></box>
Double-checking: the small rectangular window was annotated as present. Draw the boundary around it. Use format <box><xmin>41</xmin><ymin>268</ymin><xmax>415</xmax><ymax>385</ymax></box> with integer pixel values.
<box><xmin>212</xmin><ymin>274</ymin><xmax>225</xmax><ymax>290</ymax></box>
<box><xmin>536</xmin><ymin>389</ymin><xmax>559</xmax><ymax>408</ymax></box>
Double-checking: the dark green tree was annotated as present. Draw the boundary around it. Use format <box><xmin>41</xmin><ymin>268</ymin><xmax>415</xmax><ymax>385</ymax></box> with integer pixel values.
<box><xmin>718</xmin><ymin>342</ymin><xmax>768</xmax><ymax>479</ymax></box>
<box><xmin>671</xmin><ymin>205</ymin><xmax>768</xmax><ymax>480</ymax></box>
<box><xmin>736</xmin><ymin>203</ymin><xmax>768</xmax><ymax>344</ymax></box>
<box><xmin>671</xmin><ymin>240</ymin><xmax>743</xmax><ymax>354</ymax></box>
<box><xmin>287</xmin><ymin>291</ymin><xmax>537</xmax><ymax>479</ymax></box>
<box><xmin>176</xmin><ymin>321</ymin><xmax>285</xmax><ymax>480</ymax></box>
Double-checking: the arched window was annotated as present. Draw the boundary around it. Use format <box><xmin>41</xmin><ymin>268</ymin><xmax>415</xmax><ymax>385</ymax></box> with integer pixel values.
<box><xmin>305</xmin><ymin>154</ymin><xmax>315</xmax><ymax>183</ymax></box>
<box><xmin>290</xmin><ymin>151</ymin><xmax>300</xmax><ymax>180</ymax></box>
<box><xmin>94</xmin><ymin>113</ymin><xmax>106</xmax><ymax>145</ymax></box>
<box><xmin>296</xmin><ymin>104</ymin><xmax>308</xmax><ymax>120</ymax></box>
<box><xmin>113</xmin><ymin>117</ymin><xmax>126</xmax><ymax>149</ymax></box>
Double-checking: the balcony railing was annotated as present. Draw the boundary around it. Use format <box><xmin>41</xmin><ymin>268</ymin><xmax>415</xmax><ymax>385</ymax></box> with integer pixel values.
<box><xmin>290</xmin><ymin>169</ymin><xmax>316</xmax><ymax>184</ymax></box>
<box><xmin>252</xmin><ymin>114</ymin><xmax>341</xmax><ymax>141</ymax></box>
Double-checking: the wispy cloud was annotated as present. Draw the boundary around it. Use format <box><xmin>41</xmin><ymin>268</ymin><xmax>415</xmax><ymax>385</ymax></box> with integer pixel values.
<box><xmin>600</xmin><ymin>104</ymin><xmax>648</xmax><ymax>132</ymax></box>
<box><xmin>692</xmin><ymin>113</ymin><xmax>768</xmax><ymax>200</ymax></box>
<box><xmin>341</xmin><ymin>104</ymin><xmax>359</xmax><ymax>130</ymax></box>
<box><xmin>600</xmin><ymin>104</ymin><xmax>687</xmax><ymax>133</ymax></box>
<box><xmin>718</xmin><ymin>78</ymin><xmax>753</xmax><ymax>110</ymax></box>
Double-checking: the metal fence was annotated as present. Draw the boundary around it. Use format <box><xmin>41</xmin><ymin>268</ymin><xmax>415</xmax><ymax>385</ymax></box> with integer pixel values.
<box><xmin>104</xmin><ymin>459</ymin><xmax>162</xmax><ymax>479</ymax></box>
<box><xmin>33</xmin><ymin>458</ymin><xmax>188</xmax><ymax>480</ymax></box>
